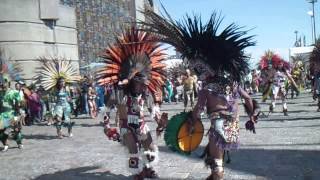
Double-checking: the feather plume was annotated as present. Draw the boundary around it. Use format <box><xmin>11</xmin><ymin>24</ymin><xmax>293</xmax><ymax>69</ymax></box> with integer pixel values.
<box><xmin>310</xmin><ymin>39</ymin><xmax>320</xmax><ymax>75</ymax></box>
<box><xmin>96</xmin><ymin>27</ymin><xmax>166</xmax><ymax>95</ymax></box>
<box><xmin>139</xmin><ymin>6</ymin><xmax>255</xmax><ymax>82</ymax></box>
<box><xmin>35</xmin><ymin>57</ymin><xmax>80</xmax><ymax>90</ymax></box>
<box><xmin>0</xmin><ymin>49</ymin><xmax>23</xmax><ymax>83</ymax></box>
<box><xmin>259</xmin><ymin>50</ymin><xmax>290</xmax><ymax>70</ymax></box>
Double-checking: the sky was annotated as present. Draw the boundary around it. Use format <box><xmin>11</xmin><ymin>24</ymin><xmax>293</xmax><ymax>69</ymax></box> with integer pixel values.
<box><xmin>155</xmin><ymin>0</ymin><xmax>320</xmax><ymax>68</ymax></box>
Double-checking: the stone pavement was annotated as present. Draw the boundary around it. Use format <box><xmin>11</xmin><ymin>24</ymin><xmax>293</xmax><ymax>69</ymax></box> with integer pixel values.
<box><xmin>0</xmin><ymin>92</ymin><xmax>320</xmax><ymax>180</ymax></box>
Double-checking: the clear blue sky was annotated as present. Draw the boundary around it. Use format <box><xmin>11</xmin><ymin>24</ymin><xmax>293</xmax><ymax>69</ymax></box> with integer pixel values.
<box><xmin>155</xmin><ymin>0</ymin><xmax>320</xmax><ymax>67</ymax></box>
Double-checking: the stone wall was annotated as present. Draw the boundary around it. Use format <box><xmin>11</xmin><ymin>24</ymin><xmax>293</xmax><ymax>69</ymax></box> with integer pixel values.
<box><xmin>0</xmin><ymin>0</ymin><xmax>79</xmax><ymax>81</ymax></box>
<box><xmin>60</xmin><ymin>0</ymin><xmax>154</xmax><ymax>69</ymax></box>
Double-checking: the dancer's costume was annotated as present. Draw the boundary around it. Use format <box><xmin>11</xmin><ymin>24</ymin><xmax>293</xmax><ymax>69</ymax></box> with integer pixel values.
<box><xmin>290</xmin><ymin>61</ymin><xmax>304</xmax><ymax>98</ymax></box>
<box><xmin>36</xmin><ymin>58</ymin><xmax>80</xmax><ymax>138</ymax></box>
<box><xmin>140</xmin><ymin>8</ymin><xmax>258</xmax><ymax>180</ymax></box>
<box><xmin>164</xmin><ymin>79</ymin><xmax>173</xmax><ymax>103</ymax></box>
<box><xmin>259</xmin><ymin>51</ymin><xmax>295</xmax><ymax>115</ymax></box>
<box><xmin>0</xmin><ymin>54</ymin><xmax>24</xmax><ymax>151</ymax></box>
<box><xmin>310</xmin><ymin>40</ymin><xmax>320</xmax><ymax>111</ymax></box>
<box><xmin>96</xmin><ymin>27</ymin><xmax>167</xmax><ymax>179</ymax></box>
<box><xmin>251</xmin><ymin>70</ymin><xmax>260</xmax><ymax>93</ymax></box>
<box><xmin>259</xmin><ymin>66</ymin><xmax>272</xmax><ymax>102</ymax></box>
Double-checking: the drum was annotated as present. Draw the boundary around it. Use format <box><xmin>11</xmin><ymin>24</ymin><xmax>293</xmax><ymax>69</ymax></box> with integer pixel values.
<box><xmin>164</xmin><ymin>111</ymin><xmax>204</xmax><ymax>154</ymax></box>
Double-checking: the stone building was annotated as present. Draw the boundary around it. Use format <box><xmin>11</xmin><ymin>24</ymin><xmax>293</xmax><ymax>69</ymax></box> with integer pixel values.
<box><xmin>0</xmin><ymin>0</ymin><xmax>155</xmax><ymax>81</ymax></box>
<box><xmin>0</xmin><ymin>0</ymin><xmax>79</xmax><ymax>82</ymax></box>
<box><xmin>60</xmin><ymin>0</ymin><xmax>155</xmax><ymax>70</ymax></box>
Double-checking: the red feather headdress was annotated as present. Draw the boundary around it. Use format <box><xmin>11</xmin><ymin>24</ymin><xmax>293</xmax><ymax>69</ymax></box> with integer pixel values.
<box><xmin>96</xmin><ymin>27</ymin><xmax>167</xmax><ymax>95</ymax></box>
<box><xmin>259</xmin><ymin>50</ymin><xmax>290</xmax><ymax>70</ymax></box>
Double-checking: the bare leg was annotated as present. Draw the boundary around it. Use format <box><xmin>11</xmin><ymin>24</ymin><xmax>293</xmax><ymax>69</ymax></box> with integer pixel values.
<box><xmin>88</xmin><ymin>101</ymin><xmax>94</xmax><ymax>118</ymax></box>
<box><xmin>55</xmin><ymin>117</ymin><xmax>63</xmax><ymax>138</ymax></box>
<box><xmin>0</xmin><ymin>129</ymin><xmax>9</xmax><ymax>151</ymax></box>
<box><xmin>280</xmin><ymin>89</ymin><xmax>288</xmax><ymax>116</ymax></box>
<box><xmin>190</xmin><ymin>91</ymin><xmax>195</xmax><ymax>108</ymax></box>
<box><xmin>270</xmin><ymin>86</ymin><xmax>279</xmax><ymax>113</ymax></box>
<box><xmin>141</xmin><ymin>133</ymin><xmax>159</xmax><ymax>178</ymax></box>
<box><xmin>123</xmin><ymin>131</ymin><xmax>141</xmax><ymax>177</ymax></box>
<box><xmin>184</xmin><ymin>91</ymin><xmax>188</xmax><ymax>111</ymax></box>
<box><xmin>207</xmin><ymin>136</ymin><xmax>224</xmax><ymax>180</ymax></box>
<box><xmin>115</xmin><ymin>107</ymin><xmax>119</xmax><ymax>127</ymax></box>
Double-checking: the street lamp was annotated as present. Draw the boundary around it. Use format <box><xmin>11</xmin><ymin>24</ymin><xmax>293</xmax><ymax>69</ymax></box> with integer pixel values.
<box><xmin>294</xmin><ymin>30</ymin><xmax>299</xmax><ymax>46</ymax></box>
<box><xmin>306</xmin><ymin>0</ymin><xmax>317</xmax><ymax>44</ymax></box>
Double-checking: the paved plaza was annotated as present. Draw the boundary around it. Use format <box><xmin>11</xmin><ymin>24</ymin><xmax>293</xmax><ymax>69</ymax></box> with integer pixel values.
<box><xmin>0</xmin><ymin>92</ymin><xmax>320</xmax><ymax>180</ymax></box>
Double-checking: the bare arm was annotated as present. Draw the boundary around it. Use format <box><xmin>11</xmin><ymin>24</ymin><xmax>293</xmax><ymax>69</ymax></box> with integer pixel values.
<box><xmin>192</xmin><ymin>89</ymin><xmax>207</xmax><ymax>121</ymax></box>
<box><xmin>238</xmin><ymin>86</ymin><xmax>254</xmax><ymax>115</ymax></box>
<box><xmin>285</xmin><ymin>70</ymin><xmax>298</xmax><ymax>88</ymax></box>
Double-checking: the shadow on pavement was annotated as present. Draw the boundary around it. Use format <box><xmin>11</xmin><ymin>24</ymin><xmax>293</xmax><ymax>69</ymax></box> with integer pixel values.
<box><xmin>286</xmin><ymin>110</ymin><xmax>314</xmax><ymax>113</ymax></box>
<box><xmin>23</xmin><ymin>134</ymin><xmax>59</xmax><ymax>140</ymax></box>
<box><xmin>161</xmin><ymin>108</ymin><xmax>185</xmax><ymax>112</ymax></box>
<box><xmin>225</xmin><ymin>148</ymin><xmax>320</xmax><ymax>180</ymax></box>
<box><xmin>159</xmin><ymin>145</ymin><xmax>320</xmax><ymax>180</ymax></box>
<box><xmin>158</xmin><ymin>145</ymin><xmax>206</xmax><ymax>160</ymax></box>
<box><xmin>72</xmin><ymin>116</ymin><xmax>91</xmax><ymax>120</ymax></box>
<box><xmin>259</xmin><ymin>116</ymin><xmax>320</xmax><ymax>122</ymax></box>
<box><xmin>76</xmin><ymin>123</ymin><xmax>101</xmax><ymax>128</ymax></box>
<box><xmin>32</xmin><ymin>166</ymin><xmax>130</xmax><ymax>180</ymax></box>
<box><xmin>242</xmin><ymin>124</ymin><xmax>320</xmax><ymax>130</ymax></box>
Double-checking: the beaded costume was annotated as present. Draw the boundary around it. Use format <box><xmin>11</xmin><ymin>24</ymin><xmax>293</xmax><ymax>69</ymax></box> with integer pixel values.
<box><xmin>96</xmin><ymin>27</ymin><xmax>167</xmax><ymax>179</ymax></box>
<box><xmin>36</xmin><ymin>58</ymin><xmax>80</xmax><ymax>138</ymax></box>
<box><xmin>140</xmin><ymin>7</ymin><xmax>259</xmax><ymax>180</ymax></box>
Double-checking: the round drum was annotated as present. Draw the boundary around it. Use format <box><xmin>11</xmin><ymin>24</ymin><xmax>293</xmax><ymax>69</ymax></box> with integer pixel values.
<box><xmin>164</xmin><ymin>111</ymin><xmax>204</xmax><ymax>154</ymax></box>
<box><xmin>177</xmin><ymin>119</ymin><xmax>204</xmax><ymax>152</ymax></box>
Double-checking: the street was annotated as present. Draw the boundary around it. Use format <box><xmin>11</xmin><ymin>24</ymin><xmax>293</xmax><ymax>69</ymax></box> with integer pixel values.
<box><xmin>0</xmin><ymin>92</ymin><xmax>320</xmax><ymax>180</ymax></box>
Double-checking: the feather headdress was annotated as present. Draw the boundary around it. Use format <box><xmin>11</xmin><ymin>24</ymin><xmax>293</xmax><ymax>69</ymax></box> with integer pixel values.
<box><xmin>139</xmin><ymin>6</ymin><xmax>255</xmax><ymax>82</ymax></box>
<box><xmin>96</xmin><ymin>27</ymin><xmax>167</xmax><ymax>94</ymax></box>
<box><xmin>35</xmin><ymin>57</ymin><xmax>80</xmax><ymax>90</ymax></box>
<box><xmin>259</xmin><ymin>50</ymin><xmax>290</xmax><ymax>70</ymax></box>
<box><xmin>310</xmin><ymin>39</ymin><xmax>320</xmax><ymax>75</ymax></box>
<box><xmin>0</xmin><ymin>49</ymin><xmax>23</xmax><ymax>85</ymax></box>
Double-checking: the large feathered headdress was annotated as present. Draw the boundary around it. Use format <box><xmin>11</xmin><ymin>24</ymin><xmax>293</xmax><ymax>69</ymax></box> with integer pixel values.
<box><xmin>259</xmin><ymin>50</ymin><xmax>290</xmax><ymax>70</ymax></box>
<box><xmin>0</xmin><ymin>49</ymin><xmax>23</xmax><ymax>85</ymax></box>
<box><xmin>96</xmin><ymin>27</ymin><xmax>166</xmax><ymax>94</ymax></box>
<box><xmin>310</xmin><ymin>39</ymin><xmax>320</xmax><ymax>75</ymax></box>
<box><xmin>139</xmin><ymin>6</ymin><xmax>255</xmax><ymax>82</ymax></box>
<box><xmin>35</xmin><ymin>57</ymin><xmax>80</xmax><ymax>90</ymax></box>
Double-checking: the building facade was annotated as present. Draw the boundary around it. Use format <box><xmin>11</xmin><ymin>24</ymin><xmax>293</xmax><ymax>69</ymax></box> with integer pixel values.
<box><xmin>0</xmin><ymin>0</ymin><xmax>79</xmax><ymax>81</ymax></box>
<box><xmin>0</xmin><ymin>0</ymin><xmax>155</xmax><ymax>81</ymax></box>
<box><xmin>60</xmin><ymin>0</ymin><xmax>155</xmax><ymax>70</ymax></box>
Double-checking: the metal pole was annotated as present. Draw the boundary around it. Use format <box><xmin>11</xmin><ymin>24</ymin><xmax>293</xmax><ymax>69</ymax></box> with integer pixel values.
<box><xmin>312</xmin><ymin>1</ymin><xmax>317</xmax><ymax>43</ymax></box>
<box><xmin>311</xmin><ymin>15</ymin><xmax>315</xmax><ymax>43</ymax></box>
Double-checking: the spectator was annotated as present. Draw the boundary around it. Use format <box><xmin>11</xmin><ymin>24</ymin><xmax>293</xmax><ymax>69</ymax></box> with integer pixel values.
<box><xmin>37</xmin><ymin>86</ymin><xmax>46</xmax><ymax>122</ymax></box>
<box><xmin>165</xmin><ymin>79</ymin><xmax>173</xmax><ymax>103</ymax></box>
<box><xmin>70</xmin><ymin>86</ymin><xmax>81</xmax><ymax>117</ymax></box>
<box><xmin>88</xmin><ymin>85</ymin><xmax>97</xmax><ymax>118</ymax></box>
<box><xmin>183</xmin><ymin>69</ymin><xmax>196</xmax><ymax>111</ymax></box>
<box><xmin>95</xmin><ymin>84</ymin><xmax>105</xmax><ymax>109</ymax></box>
<box><xmin>81</xmin><ymin>76</ymin><xmax>90</xmax><ymax>115</ymax></box>
<box><xmin>26</xmin><ymin>85</ymin><xmax>42</xmax><ymax>124</ymax></box>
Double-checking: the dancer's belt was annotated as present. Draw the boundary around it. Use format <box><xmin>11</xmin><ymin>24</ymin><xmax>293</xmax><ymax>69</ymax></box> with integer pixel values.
<box><xmin>127</xmin><ymin>114</ymin><xmax>143</xmax><ymax>129</ymax></box>
<box><xmin>209</xmin><ymin>112</ymin><xmax>233</xmax><ymax>122</ymax></box>
<box><xmin>273</xmin><ymin>80</ymin><xmax>285</xmax><ymax>83</ymax></box>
